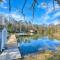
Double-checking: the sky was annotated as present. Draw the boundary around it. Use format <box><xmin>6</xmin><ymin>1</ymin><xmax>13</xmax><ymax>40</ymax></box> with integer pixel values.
<box><xmin>0</xmin><ymin>0</ymin><xmax>60</xmax><ymax>25</ymax></box>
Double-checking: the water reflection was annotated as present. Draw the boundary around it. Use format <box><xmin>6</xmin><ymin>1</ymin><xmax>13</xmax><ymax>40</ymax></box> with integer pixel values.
<box><xmin>17</xmin><ymin>34</ymin><xmax>60</xmax><ymax>56</ymax></box>
<box><xmin>17</xmin><ymin>34</ymin><xmax>46</xmax><ymax>43</ymax></box>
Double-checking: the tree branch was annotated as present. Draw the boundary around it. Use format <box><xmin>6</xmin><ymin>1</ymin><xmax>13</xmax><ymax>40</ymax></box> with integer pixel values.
<box><xmin>9</xmin><ymin>0</ymin><xmax>11</xmax><ymax>12</ymax></box>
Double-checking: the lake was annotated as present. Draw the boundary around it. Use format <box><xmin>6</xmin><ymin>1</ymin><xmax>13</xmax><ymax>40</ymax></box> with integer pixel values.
<box><xmin>17</xmin><ymin>35</ymin><xmax>60</xmax><ymax>56</ymax></box>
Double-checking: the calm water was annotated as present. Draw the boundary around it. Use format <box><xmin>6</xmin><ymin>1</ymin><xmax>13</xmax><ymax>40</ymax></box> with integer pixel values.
<box><xmin>18</xmin><ymin>36</ymin><xmax>60</xmax><ymax>56</ymax></box>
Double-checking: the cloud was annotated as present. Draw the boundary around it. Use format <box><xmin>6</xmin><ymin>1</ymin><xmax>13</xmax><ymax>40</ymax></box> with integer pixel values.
<box><xmin>5</xmin><ymin>12</ymin><xmax>32</xmax><ymax>22</ymax></box>
<box><xmin>39</xmin><ymin>15</ymin><xmax>50</xmax><ymax>24</ymax></box>
<box><xmin>3</xmin><ymin>0</ymin><xmax>7</xmax><ymax>3</ymax></box>
<box><xmin>38</xmin><ymin>2</ymin><xmax>47</xmax><ymax>9</ymax></box>
<box><xmin>0</xmin><ymin>0</ymin><xmax>60</xmax><ymax>25</ymax></box>
<box><xmin>38</xmin><ymin>1</ymin><xmax>60</xmax><ymax>25</ymax></box>
<box><xmin>38</xmin><ymin>1</ymin><xmax>60</xmax><ymax>14</ymax></box>
<box><xmin>10</xmin><ymin>13</ymin><xmax>24</xmax><ymax>21</ymax></box>
<box><xmin>53</xmin><ymin>12</ymin><xmax>60</xmax><ymax>18</ymax></box>
<box><xmin>55</xmin><ymin>3</ymin><xmax>60</xmax><ymax>9</ymax></box>
<box><xmin>0</xmin><ymin>5</ymin><xmax>8</xmax><ymax>9</ymax></box>
<box><xmin>0</xmin><ymin>0</ymin><xmax>8</xmax><ymax>9</ymax></box>
<box><xmin>2</xmin><ymin>6</ymin><xmax>8</xmax><ymax>9</ymax></box>
<box><xmin>37</xmin><ymin>3</ymin><xmax>54</xmax><ymax>24</ymax></box>
<box><xmin>51</xmin><ymin>20</ymin><xmax>60</xmax><ymax>25</ymax></box>
<box><xmin>49</xmin><ymin>10</ymin><xmax>60</xmax><ymax>21</ymax></box>
<box><xmin>47</xmin><ymin>11</ymin><xmax>60</xmax><ymax>25</ymax></box>
<box><xmin>0</xmin><ymin>3</ymin><xmax>8</xmax><ymax>9</ymax></box>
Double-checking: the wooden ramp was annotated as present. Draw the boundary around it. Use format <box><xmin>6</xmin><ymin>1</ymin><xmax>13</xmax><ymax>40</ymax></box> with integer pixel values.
<box><xmin>0</xmin><ymin>34</ymin><xmax>21</xmax><ymax>60</ymax></box>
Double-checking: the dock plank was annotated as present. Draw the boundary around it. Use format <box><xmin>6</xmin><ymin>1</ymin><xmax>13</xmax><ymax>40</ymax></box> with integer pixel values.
<box><xmin>0</xmin><ymin>34</ymin><xmax>21</xmax><ymax>60</ymax></box>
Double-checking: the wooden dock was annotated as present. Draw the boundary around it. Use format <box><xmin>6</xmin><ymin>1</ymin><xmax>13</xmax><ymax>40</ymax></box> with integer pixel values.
<box><xmin>0</xmin><ymin>34</ymin><xmax>21</xmax><ymax>60</ymax></box>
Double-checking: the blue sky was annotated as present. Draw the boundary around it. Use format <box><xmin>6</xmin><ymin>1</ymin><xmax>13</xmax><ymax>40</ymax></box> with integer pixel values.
<box><xmin>0</xmin><ymin>0</ymin><xmax>60</xmax><ymax>25</ymax></box>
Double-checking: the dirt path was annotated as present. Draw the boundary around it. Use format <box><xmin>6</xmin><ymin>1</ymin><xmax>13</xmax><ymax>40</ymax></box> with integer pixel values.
<box><xmin>7</xmin><ymin>34</ymin><xmax>17</xmax><ymax>44</ymax></box>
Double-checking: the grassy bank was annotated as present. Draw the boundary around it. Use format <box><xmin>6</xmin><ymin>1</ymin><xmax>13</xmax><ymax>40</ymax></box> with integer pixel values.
<box><xmin>15</xmin><ymin>48</ymin><xmax>60</xmax><ymax>60</ymax></box>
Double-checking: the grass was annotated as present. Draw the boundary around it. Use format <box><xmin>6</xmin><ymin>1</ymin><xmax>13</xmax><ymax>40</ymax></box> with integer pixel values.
<box><xmin>15</xmin><ymin>49</ymin><xmax>60</xmax><ymax>60</ymax></box>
